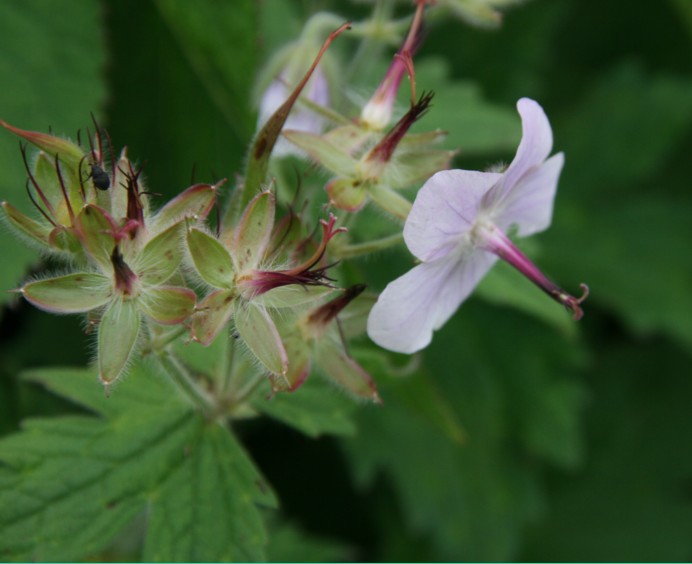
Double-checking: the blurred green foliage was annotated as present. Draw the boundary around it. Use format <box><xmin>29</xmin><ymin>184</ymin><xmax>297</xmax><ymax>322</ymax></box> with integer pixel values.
<box><xmin>0</xmin><ymin>0</ymin><xmax>690</xmax><ymax>561</ymax></box>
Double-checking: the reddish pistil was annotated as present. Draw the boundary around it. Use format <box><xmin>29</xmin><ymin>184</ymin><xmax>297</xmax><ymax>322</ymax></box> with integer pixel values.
<box><xmin>111</xmin><ymin>246</ymin><xmax>138</xmax><ymax>296</ymax></box>
<box><xmin>478</xmin><ymin>223</ymin><xmax>588</xmax><ymax>319</ymax></box>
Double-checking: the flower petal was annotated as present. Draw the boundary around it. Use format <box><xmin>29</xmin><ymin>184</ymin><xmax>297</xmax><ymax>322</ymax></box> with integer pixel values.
<box><xmin>495</xmin><ymin>152</ymin><xmax>564</xmax><ymax>237</ymax></box>
<box><xmin>21</xmin><ymin>273</ymin><xmax>111</xmax><ymax>313</ymax></box>
<box><xmin>404</xmin><ymin>169</ymin><xmax>500</xmax><ymax>262</ymax></box>
<box><xmin>98</xmin><ymin>299</ymin><xmax>140</xmax><ymax>385</ymax></box>
<box><xmin>485</xmin><ymin>97</ymin><xmax>554</xmax><ymax>207</ymax></box>
<box><xmin>367</xmin><ymin>250</ymin><xmax>497</xmax><ymax>354</ymax></box>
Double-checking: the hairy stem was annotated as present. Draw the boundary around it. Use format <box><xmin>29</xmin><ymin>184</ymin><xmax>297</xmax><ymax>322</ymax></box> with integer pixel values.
<box><xmin>157</xmin><ymin>351</ymin><xmax>217</xmax><ymax>415</ymax></box>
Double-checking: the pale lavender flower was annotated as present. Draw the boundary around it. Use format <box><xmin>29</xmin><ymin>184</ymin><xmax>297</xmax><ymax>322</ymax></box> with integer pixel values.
<box><xmin>367</xmin><ymin>98</ymin><xmax>587</xmax><ymax>353</ymax></box>
<box><xmin>257</xmin><ymin>65</ymin><xmax>330</xmax><ymax>158</ymax></box>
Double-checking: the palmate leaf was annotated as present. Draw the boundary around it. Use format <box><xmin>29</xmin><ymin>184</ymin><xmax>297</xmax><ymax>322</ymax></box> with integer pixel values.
<box><xmin>542</xmin><ymin>65</ymin><xmax>692</xmax><ymax>348</ymax></box>
<box><xmin>343</xmin><ymin>304</ymin><xmax>585</xmax><ymax>561</ymax></box>
<box><xmin>154</xmin><ymin>0</ymin><xmax>258</xmax><ymax>141</ymax></box>
<box><xmin>144</xmin><ymin>423</ymin><xmax>277</xmax><ymax>562</ymax></box>
<box><xmin>414</xmin><ymin>59</ymin><xmax>521</xmax><ymax>156</ymax></box>
<box><xmin>521</xmin><ymin>340</ymin><xmax>692</xmax><ymax>561</ymax></box>
<box><xmin>0</xmin><ymin>364</ymin><xmax>275</xmax><ymax>562</ymax></box>
<box><xmin>251</xmin><ymin>376</ymin><xmax>357</xmax><ymax>439</ymax></box>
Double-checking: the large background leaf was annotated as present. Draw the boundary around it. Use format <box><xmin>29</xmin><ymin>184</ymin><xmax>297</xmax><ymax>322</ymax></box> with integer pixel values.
<box><xmin>0</xmin><ymin>365</ymin><xmax>274</xmax><ymax>562</ymax></box>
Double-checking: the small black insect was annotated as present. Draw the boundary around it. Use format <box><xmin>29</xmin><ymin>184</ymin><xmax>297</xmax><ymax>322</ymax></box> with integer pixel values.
<box><xmin>89</xmin><ymin>163</ymin><xmax>111</xmax><ymax>190</ymax></box>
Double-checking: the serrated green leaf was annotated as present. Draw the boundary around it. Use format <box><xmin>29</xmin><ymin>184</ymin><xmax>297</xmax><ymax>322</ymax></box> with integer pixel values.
<box><xmin>1</xmin><ymin>364</ymin><xmax>274</xmax><ymax>561</ymax></box>
<box><xmin>0</xmin><ymin>366</ymin><xmax>196</xmax><ymax>561</ymax></box>
<box><xmin>343</xmin><ymin>304</ymin><xmax>585</xmax><ymax>560</ymax></box>
<box><xmin>22</xmin><ymin>365</ymin><xmax>182</xmax><ymax>419</ymax></box>
<box><xmin>546</xmin><ymin>198</ymin><xmax>692</xmax><ymax>347</ymax></box>
<box><xmin>266</xmin><ymin>520</ymin><xmax>353</xmax><ymax>563</ymax></box>
<box><xmin>522</xmin><ymin>341</ymin><xmax>692</xmax><ymax>561</ymax></box>
<box><xmin>144</xmin><ymin>424</ymin><xmax>276</xmax><ymax>562</ymax></box>
<box><xmin>355</xmin><ymin>348</ymin><xmax>467</xmax><ymax>445</ymax></box>
<box><xmin>252</xmin><ymin>377</ymin><xmax>357</xmax><ymax>438</ymax></box>
<box><xmin>559</xmin><ymin>63</ymin><xmax>692</xmax><ymax>199</ymax></box>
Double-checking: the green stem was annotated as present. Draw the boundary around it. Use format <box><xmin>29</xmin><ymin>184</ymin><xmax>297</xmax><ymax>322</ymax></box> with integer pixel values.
<box><xmin>345</xmin><ymin>0</ymin><xmax>397</xmax><ymax>82</ymax></box>
<box><xmin>229</xmin><ymin>370</ymin><xmax>265</xmax><ymax>408</ymax></box>
<box><xmin>217</xmin><ymin>327</ymin><xmax>238</xmax><ymax>397</ymax></box>
<box><xmin>369</xmin><ymin>184</ymin><xmax>412</xmax><ymax>220</ymax></box>
<box><xmin>157</xmin><ymin>351</ymin><xmax>216</xmax><ymax>415</ymax></box>
<box><xmin>333</xmin><ymin>232</ymin><xmax>404</xmax><ymax>259</ymax></box>
<box><xmin>146</xmin><ymin>325</ymin><xmax>187</xmax><ymax>354</ymax></box>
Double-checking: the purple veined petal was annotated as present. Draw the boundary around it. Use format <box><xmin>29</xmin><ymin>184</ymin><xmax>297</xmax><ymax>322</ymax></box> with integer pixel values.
<box><xmin>484</xmin><ymin>98</ymin><xmax>555</xmax><ymax>209</ymax></box>
<box><xmin>494</xmin><ymin>152</ymin><xmax>565</xmax><ymax>237</ymax></box>
<box><xmin>367</xmin><ymin>250</ymin><xmax>497</xmax><ymax>354</ymax></box>
<box><xmin>404</xmin><ymin>169</ymin><xmax>501</xmax><ymax>262</ymax></box>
